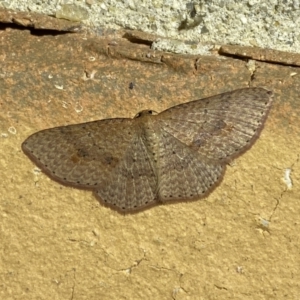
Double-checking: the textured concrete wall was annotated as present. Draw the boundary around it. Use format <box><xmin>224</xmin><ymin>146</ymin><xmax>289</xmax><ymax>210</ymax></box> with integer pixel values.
<box><xmin>0</xmin><ymin>5</ymin><xmax>300</xmax><ymax>300</ymax></box>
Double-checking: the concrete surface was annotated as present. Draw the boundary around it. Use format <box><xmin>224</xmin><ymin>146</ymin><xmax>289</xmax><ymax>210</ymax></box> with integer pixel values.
<box><xmin>0</xmin><ymin>6</ymin><xmax>300</xmax><ymax>300</ymax></box>
<box><xmin>1</xmin><ymin>0</ymin><xmax>300</xmax><ymax>55</ymax></box>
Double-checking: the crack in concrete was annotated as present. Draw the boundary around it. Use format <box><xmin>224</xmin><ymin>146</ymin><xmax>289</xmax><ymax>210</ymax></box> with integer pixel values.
<box><xmin>69</xmin><ymin>268</ymin><xmax>76</xmax><ymax>300</ymax></box>
<box><xmin>254</xmin><ymin>154</ymin><xmax>299</xmax><ymax>235</ymax></box>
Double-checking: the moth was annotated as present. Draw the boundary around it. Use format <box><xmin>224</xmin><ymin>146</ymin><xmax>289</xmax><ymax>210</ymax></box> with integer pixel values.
<box><xmin>22</xmin><ymin>88</ymin><xmax>273</xmax><ymax>213</ymax></box>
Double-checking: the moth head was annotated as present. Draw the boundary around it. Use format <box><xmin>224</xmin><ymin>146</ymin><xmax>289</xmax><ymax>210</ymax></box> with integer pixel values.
<box><xmin>134</xmin><ymin>110</ymin><xmax>158</xmax><ymax>118</ymax></box>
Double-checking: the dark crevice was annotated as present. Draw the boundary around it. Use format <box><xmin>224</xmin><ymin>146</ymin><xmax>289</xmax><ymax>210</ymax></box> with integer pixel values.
<box><xmin>218</xmin><ymin>50</ymin><xmax>299</xmax><ymax>68</ymax></box>
<box><xmin>122</xmin><ymin>33</ymin><xmax>153</xmax><ymax>46</ymax></box>
<box><xmin>0</xmin><ymin>23</ymin><xmax>77</xmax><ymax>36</ymax></box>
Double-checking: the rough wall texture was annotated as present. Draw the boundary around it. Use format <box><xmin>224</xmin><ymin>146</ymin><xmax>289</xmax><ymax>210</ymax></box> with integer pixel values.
<box><xmin>0</xmin><ymin>12</ymin><xmax>300</xmax><ymax>300</ymax></box>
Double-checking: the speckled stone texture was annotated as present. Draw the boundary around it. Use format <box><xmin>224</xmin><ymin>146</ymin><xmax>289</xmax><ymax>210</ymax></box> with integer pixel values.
<box><xmin>0</xmin><ymin>16</ymin><xmax>300</xmax><ymax>300</ymax></box>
